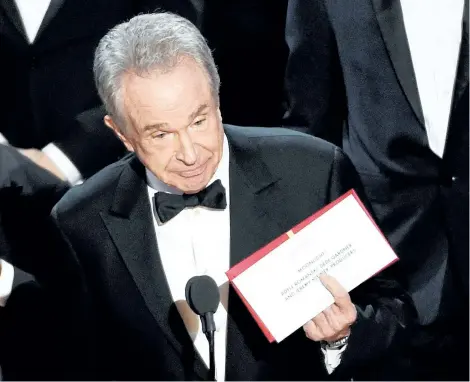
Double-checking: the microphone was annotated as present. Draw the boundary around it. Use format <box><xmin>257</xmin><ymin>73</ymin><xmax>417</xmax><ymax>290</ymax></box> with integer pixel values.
<box><xmin>185</xmin><ymin>275</ymin><xmax>220</xmax><ymax>381</ymax></box>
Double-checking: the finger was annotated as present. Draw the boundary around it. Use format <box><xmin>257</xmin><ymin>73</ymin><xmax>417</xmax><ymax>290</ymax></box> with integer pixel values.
<box><xmin>331</xmin><ymin>304</ymin><xmax>342</xmax><ymax>314</ymax></box>
<box><xmin>323</xmin><ymin>306</ymin><xmax>343</xmax><ymax>332</ymax></box>
<box><xmin>323</xmin><ymin>306</ymin><xmax>352</xmax><ymax>341</ymax></box>
<box><xmin>320</xmin><ymin>274</ymin><xmax>351</xmax><ymax>310</ymax></box>
<box><xmin>303</xmin><ymin>320</ymin><xmax>323</xmax><ymax>342</ymax></box>
<box><xmin>312</xmin><ymin>312</ymin><xmax>335</xmax><ymax>339</ymax></box>
<box><xmin>331</xmin><ymin>304</ymin><xmax>351</xmax><ymax>324</ymax></box>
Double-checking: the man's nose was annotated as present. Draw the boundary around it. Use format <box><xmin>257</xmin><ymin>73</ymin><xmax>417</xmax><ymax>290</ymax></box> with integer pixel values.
<box><xmin>175</xmin><ymin>132</ymin><xmax>198</xmax><ymax>165</ymax></box>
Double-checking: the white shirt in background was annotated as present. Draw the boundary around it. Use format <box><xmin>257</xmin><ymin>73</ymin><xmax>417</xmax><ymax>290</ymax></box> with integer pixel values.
<box><xmin>401</xmin><ymin>0</ymin><xmax>464</xmax><ymax>158</ymax></box>
<box><xmin>14</xmin><ymin>0</ymin><xmax>51</xmax><ymax>43</ymax></box>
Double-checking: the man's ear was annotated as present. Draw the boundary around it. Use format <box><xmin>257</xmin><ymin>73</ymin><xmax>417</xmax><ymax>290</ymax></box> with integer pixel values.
<box><xmin>104</xmin><ymin>115</ymin><xmax>135</xmax><ymax>152</ymax></box>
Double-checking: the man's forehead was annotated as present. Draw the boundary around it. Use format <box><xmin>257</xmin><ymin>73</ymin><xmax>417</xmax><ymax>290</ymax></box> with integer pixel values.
<box><xmin>121</xmin><ymin>63</ymin><xmax>213</xmax><ymax>127</ymax></box>
<box><xmin>125</xmin><ymin>96</ymin><xmax>213</xmax><ymax>131</ymax></box>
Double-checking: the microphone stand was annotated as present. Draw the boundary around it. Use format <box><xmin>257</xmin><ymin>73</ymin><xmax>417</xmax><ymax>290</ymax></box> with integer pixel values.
<box><xmin>202</xmin><ymin>312</ymin><xmax>217</xmax><ymax>381</ymax></box>
<box><xmin>206</xmin><ymin>331</ymin><xmax>216</xmax><ymax>381</ymax></box>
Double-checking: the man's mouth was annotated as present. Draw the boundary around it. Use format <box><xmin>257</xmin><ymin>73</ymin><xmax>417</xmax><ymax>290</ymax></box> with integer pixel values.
<box><xmin>179</xmin><ymin>162</ymin><xmax>208</xmax><ymax>178</ymax></box>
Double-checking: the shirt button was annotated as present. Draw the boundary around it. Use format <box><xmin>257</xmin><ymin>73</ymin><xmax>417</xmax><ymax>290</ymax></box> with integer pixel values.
<box><xmin>452</xmin><ymin>176</ymin><xmax>458</xmax><ymax>182</ymax></box>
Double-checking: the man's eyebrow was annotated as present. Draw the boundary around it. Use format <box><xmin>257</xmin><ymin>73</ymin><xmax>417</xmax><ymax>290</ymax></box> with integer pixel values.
<box><xmin>141</xmin><ymin>104</ymin><xmax>209</xmax><ymax>131</ymax></box>
<box><xmin>143</xmin><ymin>122</ymin><xmax>167</xmax><ymax>132</ymax></box>
<box><xmin>188</xmin><ymin>104</ymin><xmax>209</xmax><ymax>121</ymax></box>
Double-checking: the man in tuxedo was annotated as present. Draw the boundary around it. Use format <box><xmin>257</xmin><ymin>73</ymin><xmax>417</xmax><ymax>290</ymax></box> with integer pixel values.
<box><xmin>0</xmin><ymin>0</ymin><xmax>203</xmax><ymax>184</ymax></box>
<box><xmin>0</xmin><ymin>144</ymin><xmax>76</xmax><ymax>380</ymax></box>
<box><xmin>283</xmin><ymin>0</ymin><xmax>469</xmax><ymax>380</ymax></box>
<box><xmin>1</xmin><ymin>13</ymin><xmax>416</xmax><ymax>380</ymax></box>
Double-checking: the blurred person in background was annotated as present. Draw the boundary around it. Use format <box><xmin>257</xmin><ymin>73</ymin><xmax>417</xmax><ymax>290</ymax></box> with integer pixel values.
<box><xmin>0</xmin><ymin>144</ymin><xmax>71</xmax><ymax>380</ymax></box>
<box><xmin>283</xmin><ymin>0</ymin><xmax>468</xmax><ymax>379</ymax></box>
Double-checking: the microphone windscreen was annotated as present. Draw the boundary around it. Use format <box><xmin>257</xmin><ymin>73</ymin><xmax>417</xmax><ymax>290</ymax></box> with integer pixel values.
<box><xmin>185</xmin><ymin>275</ymin><xmax>220</xmax><ymax>316</ymax></box>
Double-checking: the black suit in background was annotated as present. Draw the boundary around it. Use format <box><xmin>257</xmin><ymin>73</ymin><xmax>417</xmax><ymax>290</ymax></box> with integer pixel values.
<box><xmin>0</xmin><ymin>0</ymin><xmax>203</xmax><ymax>179</ymax></box>
<box><xmin>0</xmin><ymin>145</ymin><xmax>75</xmax><ymax>380</ymax></box>
<box><xmin>0</xmin><ymin>144</ymin><xmax>68</xmax><ymax>277</ymax></box>
<box><xmin>48</xmin><ymin>125</ymin><xmax>416</xmax><ymax>380</ymax></box>
<box><xmin>284</xmin><ymin>0</ymin><xmax>469</xmax><ymax>379</ymax></box>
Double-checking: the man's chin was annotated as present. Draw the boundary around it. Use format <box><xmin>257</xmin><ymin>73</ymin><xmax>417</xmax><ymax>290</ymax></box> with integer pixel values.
<box><xmin>178</xmin><ymin>174</ymin><xmax>211</xmax><ymax>194</ymax></box>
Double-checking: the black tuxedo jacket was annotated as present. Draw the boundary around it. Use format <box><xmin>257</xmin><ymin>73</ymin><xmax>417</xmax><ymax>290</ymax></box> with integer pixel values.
<box><xmin>284</xmin><ymin>0</ymin><xmax>469</xmax><ymax>324</ymax></box>
<box><xmin>50</xmin><ymin>125</ymin><xmax>415</xmax><ymax>380</ymax></box>
<box><xmin>0</xmin><ymin>0</ymin><xmax>202</xmax><ymax>178</ymax></box>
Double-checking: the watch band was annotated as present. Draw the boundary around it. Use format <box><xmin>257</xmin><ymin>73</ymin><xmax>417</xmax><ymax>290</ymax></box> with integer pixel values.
<box><xmin>322</xmin><ymin>335</ymin><xmax>349</xmax><ymax>350</ymax></box>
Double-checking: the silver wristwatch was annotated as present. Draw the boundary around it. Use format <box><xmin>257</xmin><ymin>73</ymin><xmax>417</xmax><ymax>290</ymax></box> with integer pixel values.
<box><xmin>322</xmin><ymin>335</ymin><xmax>349</xmax><ymax>350</ymax></box>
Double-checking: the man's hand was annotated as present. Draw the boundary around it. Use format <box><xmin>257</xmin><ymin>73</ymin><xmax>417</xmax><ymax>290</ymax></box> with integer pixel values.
<box><xmin>303</xmin><ymin>274</ymin><xmax>357</xmax><ymax>342</ymax></box>
<box><xmin>18</xmin><ymin>148</ymin><xmax>67</xmax><ymax>181</ymax></box>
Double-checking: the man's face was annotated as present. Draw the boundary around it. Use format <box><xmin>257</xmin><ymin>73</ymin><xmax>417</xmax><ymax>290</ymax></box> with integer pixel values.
<box><xmin>106</xmin><ymin>58</ymin><xmax>223</xmax><ymax>194</ymax></box>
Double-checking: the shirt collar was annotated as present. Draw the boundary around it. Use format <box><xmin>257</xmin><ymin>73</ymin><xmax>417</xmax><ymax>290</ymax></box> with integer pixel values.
<box><xmin>146</xmin><ymin>134</ymin><xmax>230</xmax><ymax>195</ymax></box>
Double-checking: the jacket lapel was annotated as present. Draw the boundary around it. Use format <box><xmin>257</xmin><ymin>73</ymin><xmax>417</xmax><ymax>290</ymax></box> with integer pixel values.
<box><xmin>35</xmin><ymin>0</ymin><xmax>66</xmax><ymax>42</ymax></box>
<box><xmin>0</xmin><ymin>0</ymin><xmax>66</xmax><ymax>43</ymax></box>
<box><xmin>0</xmin><ymin>0</ymin><xmax>27</xmax><ymax>40</ymax></box>
<box><xmin>371</xmin><ymin>0</ymin><xmax>425</xmax><ymax>127</ymax></box>
<box><xmin>224</xmin><ymin>126</ymin><xmax>294</xmax><ymax>379</ymax></box>
<box><xmin>442</xmin><ymin>0</ymin><xmax>469</xmax><ymax>162</ymax></box>
<box><xmin>100</xmin><ymin>157</ymin><xmax>208</xmax><ymax>380</ymax></box>
<box><xmin>228</xmin><ymin>148</ymin><xmax>286</xmax><ymax>270</ymax></box>
<box><xmin>451</xmin><ymin>0</ymin><xmax>469</xmax><ymax>113</ymax></box>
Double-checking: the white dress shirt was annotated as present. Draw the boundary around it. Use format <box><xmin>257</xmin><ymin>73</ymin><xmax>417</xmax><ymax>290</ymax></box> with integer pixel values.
<box><xmin>2</xmin><ymin>1</ymin><xmax>83</xmax><ymax>185</ymax></box>
<box><xmin>0</xmin><ymin>260</ymin><xmax>14</xmax><ymax>307</ymax></box>
<box><xmin>401</xmin><ymin>0</ymin><xmax>464</xmax><ymax>158</ymax></box>
<box><xmin>146</xmin><ymin>136</ymin><xmax>231</xmax><ymax>380</ymax></box>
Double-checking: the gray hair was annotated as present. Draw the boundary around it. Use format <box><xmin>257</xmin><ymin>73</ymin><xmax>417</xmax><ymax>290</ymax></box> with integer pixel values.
<box><xmin>93</xmin><ymin>12</ymin><xmax>220</xmax><ymax>129</ymax></box>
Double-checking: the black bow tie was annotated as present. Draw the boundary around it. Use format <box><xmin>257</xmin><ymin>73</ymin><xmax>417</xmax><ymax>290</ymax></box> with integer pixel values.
<box><xmin>154</xmin><ymin>179</ymin><xmax>227</xmax><ymax>223</ymax></box>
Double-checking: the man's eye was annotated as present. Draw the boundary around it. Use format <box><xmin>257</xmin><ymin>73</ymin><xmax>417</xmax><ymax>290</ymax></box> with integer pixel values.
<box><xmin>193</xmin><ymin>118</ymin><xmax>206</xmax><ymax>126</ymax></box>
<box><xmin>153</xmin><ymin>132</ymin><xmax>167</xmax><ymax>139</ymax></box>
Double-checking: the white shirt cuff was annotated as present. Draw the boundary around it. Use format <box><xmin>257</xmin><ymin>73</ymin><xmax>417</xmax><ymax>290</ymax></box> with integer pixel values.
<box><xmin>42</xmin><ymin>143</ymin><xmax>82</xmax><ymax>185</ymax></box>
<box><xmin>0</xmin><ymin>260</ymin><xmax>15</xmax><ymax>307</ymax></box>
<box><xmin>0</xmin><ymin>132</ymin><xmax>9</xmax><ymax>145</ymax></box>
<box><xmin>321</xmin><ymin>344</ymin><xmax>347</xmax><ymax>374</ymax></box>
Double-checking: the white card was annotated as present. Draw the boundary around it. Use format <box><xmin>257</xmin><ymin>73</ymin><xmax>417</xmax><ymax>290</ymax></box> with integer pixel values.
<box><xmin>227</xmin><ymin>191</ymin><xmax>398</xmax><ymax>343</ymax></box>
